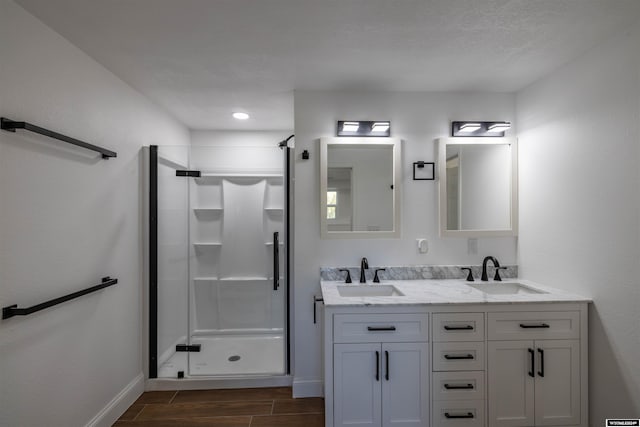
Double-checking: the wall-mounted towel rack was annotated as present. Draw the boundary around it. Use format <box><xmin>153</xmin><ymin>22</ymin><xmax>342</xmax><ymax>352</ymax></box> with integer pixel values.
<box><xmin>2</xmin><ymin>276</ymin><xmax>118</xmax><ymax>319</ymax></box>
<box><xmin>1</xmin><ymin>117</ymin><xmax>117</xmax><ymax>159</ymax></box>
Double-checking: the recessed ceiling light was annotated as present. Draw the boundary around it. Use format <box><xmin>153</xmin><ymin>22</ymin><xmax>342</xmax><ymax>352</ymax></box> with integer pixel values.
<box><xmin>232</xmin><ymin>112</ymin><xmax>249</xmax><ymax>120</ymax></box>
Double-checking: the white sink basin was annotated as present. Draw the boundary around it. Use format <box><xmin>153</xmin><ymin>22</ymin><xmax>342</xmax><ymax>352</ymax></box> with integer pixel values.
<box><xmin>337</xmin><ymin>285</ymin><xmax>404</xmax><ymax>297</ymax></box>
<box><xmin>467</xmin><ymin>282</ymin><xmax>547</xmax><ymax>295</ymax></box>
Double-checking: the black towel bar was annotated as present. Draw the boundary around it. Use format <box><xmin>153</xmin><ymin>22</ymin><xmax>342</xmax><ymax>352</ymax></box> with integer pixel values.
<box><xmin>2</xmin><ymin>277</ymin><xmax>118</xmax><ymax>319</ymax></box>
<box><xmin>1</xmin><ymin>117</ymin><xmax>117</xmax><ymax>159</ymax></box>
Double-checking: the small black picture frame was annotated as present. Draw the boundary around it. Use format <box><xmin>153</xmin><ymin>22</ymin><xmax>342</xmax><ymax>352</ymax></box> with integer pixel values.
<box><xmin>413</xmin><ymin>161</ymin><xmax>435</xmax><ymax>180</ymax></box>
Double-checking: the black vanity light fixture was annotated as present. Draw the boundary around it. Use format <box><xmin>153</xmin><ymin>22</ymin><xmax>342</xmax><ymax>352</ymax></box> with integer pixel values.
<box><xmin>413</xmin><ymin>161</ymin><xmax>435</xmax><ymax>180</ymax></box>
<box><xmin>337</xmin><ymin>120</ymin><xmax>391</xmax><ymax>137</ymax></box>
<box><xmin>451</xmin><ymin>121</ymin><xmax>511</xmax><ymax>137</ymax></box>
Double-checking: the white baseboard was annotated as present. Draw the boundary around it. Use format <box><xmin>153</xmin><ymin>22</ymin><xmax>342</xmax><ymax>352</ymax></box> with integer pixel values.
<box><xmin>292</xmin><ymin>378</ymin><xmax>323</xmax><ymax>397</ymax></box>
<box><xmin>85</xmin><ymin>372</ymin><xmax>144</xmax><ymax>427</ymax></box>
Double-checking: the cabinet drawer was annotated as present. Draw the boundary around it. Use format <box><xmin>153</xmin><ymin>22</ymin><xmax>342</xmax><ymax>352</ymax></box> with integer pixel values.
<box><xmin>433</xmin><ymin>313</ymin><xmax>485</xmax><ymax>342</ymax></box>
<box><xmin>487</xmin><ymin>311</ymin><xmax>579</xmax><ymax>340</ymax></box>
<box><xmin>433</xmin><ymin>342</ymin><xmax>485</xmax><ymax>371</ymax></box>
<box><xmin>432</xmin><ymin>400</ymin><xmax>485</xmax><ymax>427</ymax></box>
<box><xmin>433</xmin><ymin>371</ymin><xmax>485</xmax><ymax>401</ymax></box>
<box><xmin>333</xmin><ymin>313</ymin><xmax>429</xmax><ymax>343</ymax></box>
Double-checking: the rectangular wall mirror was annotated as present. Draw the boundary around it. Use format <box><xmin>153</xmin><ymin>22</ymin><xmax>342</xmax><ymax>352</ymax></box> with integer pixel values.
<box><xmin>320</xmin><ymin>137</ymin><xmax>401</xmax><ymax>238</ymax></box>
<box><xmin>438</xmin><ymin>137</ymin><xmax>518</xmax><ymax>237</ymax></box>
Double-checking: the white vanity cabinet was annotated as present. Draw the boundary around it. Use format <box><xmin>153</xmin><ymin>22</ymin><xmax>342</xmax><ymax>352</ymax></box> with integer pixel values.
<box><xmin>329</xmin><ymin>312</ymin><xmax>430</xmax><ymax>427</ymax></box>
<box><xmin>322</xmin><ymin>287</ymin><xmax>589</xmax><ymax>427</ymax></box>
<box><xmin>486</xmin><ymin>311</ymin><xmax>582</xmax><ymax>427</ymax></box>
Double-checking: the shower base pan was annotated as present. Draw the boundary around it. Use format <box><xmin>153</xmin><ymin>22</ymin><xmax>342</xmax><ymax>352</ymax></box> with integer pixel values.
<box><xmin>158</xmin><ymin>334</ymin><xmax>285</xmax><ymax>378</ymax></box>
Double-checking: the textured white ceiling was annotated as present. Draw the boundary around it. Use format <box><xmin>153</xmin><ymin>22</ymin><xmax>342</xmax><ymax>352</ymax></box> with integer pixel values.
<box><xmin>15</xmin><ymin>0</ymin><xmax>640</xmax><ymax>130</ymax></box>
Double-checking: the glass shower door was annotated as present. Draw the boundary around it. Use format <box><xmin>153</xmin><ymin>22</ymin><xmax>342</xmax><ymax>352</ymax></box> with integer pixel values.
<box><xmin>187</xmin><ymin>145</ymin><xmax>287</xmax><ymax>376</ymax></box>
<box><xmin>154</xmin><ymin>145</ymin><xmax>190</xmax><ymax>378</ymax></box>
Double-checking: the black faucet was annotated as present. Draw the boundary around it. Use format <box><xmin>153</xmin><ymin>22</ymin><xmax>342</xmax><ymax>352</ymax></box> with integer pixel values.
<box><xmin>481</xmin><ymin>256</ymin><xmax>500</xmax><ymax>281</ymax></box>
<box><xmin>360</xmin><ymin>257</ymin><xmax>369</xmax><ymax>283</ymax></box>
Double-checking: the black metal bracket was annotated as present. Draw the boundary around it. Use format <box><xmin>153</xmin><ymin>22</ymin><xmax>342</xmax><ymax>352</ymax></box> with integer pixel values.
<box><xmin>2</xmin><ymin>277</ymin><xmax>118</xmax><ymax>319</ymax></box>
<box><xmin>313</xmin><ymin>295</ymin><xmax>324</xmax><ymax>324</ymax></box>
<box><xmin>278</xmin><ymin>134</ymin><xmax>294</xmax><ymax>149</ymax></box>
<box><xmin>176</xmin><ymin>344</ymin><xmax>201</xmax><ymax>352</ymax></box>
<box><xmin>1</xmin><ymin>117</ymin><xmax>117</xmax><ymax>159</ymax></box>
<box><xmin>176</xmin><ymin>170</ymin><xmax>201</xmax><ymax>177</ymax></box>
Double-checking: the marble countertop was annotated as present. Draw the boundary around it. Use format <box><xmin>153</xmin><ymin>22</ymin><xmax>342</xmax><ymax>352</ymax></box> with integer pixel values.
<box><xmin>320</xmin><ymin>279</ymin><xmax>592</xmax><ymax>307</ymax></box>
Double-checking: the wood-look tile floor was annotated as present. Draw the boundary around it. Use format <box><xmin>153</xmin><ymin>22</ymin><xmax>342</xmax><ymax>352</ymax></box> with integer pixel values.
<box><xmin>113</xmin><ymin>387</ymin><xmax>324</xmax><ymax>427</ymax></box>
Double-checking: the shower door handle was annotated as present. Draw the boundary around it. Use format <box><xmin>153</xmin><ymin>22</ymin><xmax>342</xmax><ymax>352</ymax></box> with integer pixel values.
<box><xmin>273</xmin><ymin>231</ymin><xmax>280</xmax><ymax>290</ymax></box>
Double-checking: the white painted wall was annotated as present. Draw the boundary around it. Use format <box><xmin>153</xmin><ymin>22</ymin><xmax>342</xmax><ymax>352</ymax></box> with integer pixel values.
<box><xmin>517</xmin><ymin>21</ymin><xmax>640</xmax><ymax>421</ymax></box>
<box><xmin>191</xmin><ymin>130</ymin><xmax>292</xmax><ymax>148</ymax></box>
<box><xmin>293</xmin><ymin>90</ymin><xmax>517</xmax><ymax>395</ymax></box>
<box><xmin>0</xmin><ymin>1</ymin><xmax>189</xmax><ymax>426</ymax></box>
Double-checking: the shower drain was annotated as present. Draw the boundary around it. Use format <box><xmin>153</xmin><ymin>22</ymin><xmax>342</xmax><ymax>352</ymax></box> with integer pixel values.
<box><xmin>228</xmin><ymin>355</ymin><xmax>241</xmax><ymax>362</ymax></box>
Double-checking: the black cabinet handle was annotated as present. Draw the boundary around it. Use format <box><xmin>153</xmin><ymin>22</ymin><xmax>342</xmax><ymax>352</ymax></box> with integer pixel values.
<box><xmin>385</xmin><ymin>351</ymin><xmax>389</xmax><ymax>381</ymax></box>
<box><xmin>375</xmin><ymin>351</ymin><xmax>380</xmax><ymax>381</ymax></box>
<box><xmin>445</xmin><ymin>412</ymin><xmax>474</xmax><ymax>419</ymax></box>
<box><xmin>444</xmin><ymin>354</ymin><xmax>474</xmax><ymax>360</ymax></box>
<box><xmin>528</xmin><ymin>348</ymin><xmax>535</xmax><ymax>378</ymax></box>
<box><xmin>367</xmin><ymin>326</ymin><xmax>396</xmax><ymax>331</ymax></box>
<box><xmin>444</xmin><ymin>325</ymin><xmax>474</xmax><ymax>331</ymax></box>
<box><xmin>538</xmin><ymin>348</ymin><xmax>544</xmax><ymax>377</ymax></box>
<box><xmin>444</xmin><ymin>383</ymin><xmax>474</xmax><ymax>390</ymax></box>
<box><xmin>520</xmin><ymin>323</ymin><xmax>550</xmax><ymax>329</ymax></box>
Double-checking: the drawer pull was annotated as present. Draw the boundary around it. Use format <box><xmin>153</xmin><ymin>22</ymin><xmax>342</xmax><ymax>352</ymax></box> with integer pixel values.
<box><xmin>445</xmin><ymin>412</ymin><xmax>474</xmax><ymax>419</ymax></box>
<box><xmin>444</xmin><ymin>354</ymin><xmax>474</xmax><ymax>360</ymax></box>
<box><xmin>519</xmin><ymin>323</ymin><xmax>550</xmax><ymax>329</ymax></box>
<box><xmin>367</xmin><ymin>326</ymin><xmax>397</xmax><ymax>331</ymax></box>
<box><xmin>444</xmin><ymin>325</ymin><xmax>474</xmax><ymax>331</ymax></box>
<box><xmin>444</xmin><ymin>383</ymin><xmax>474</xmax><ymax>390</ymax></box>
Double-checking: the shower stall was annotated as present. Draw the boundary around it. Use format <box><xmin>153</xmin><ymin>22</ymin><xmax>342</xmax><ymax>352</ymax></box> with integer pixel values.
<box><xmin>148</xmin><ymin>143</ymin><xmax>290</xmax><ymax>381</ymax></box>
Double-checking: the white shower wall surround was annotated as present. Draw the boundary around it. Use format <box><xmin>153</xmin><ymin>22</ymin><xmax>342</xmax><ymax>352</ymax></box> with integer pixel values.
<box><xmin>191</xmin><ymin>175</ymin><xmax>285</xmax><ymax>332</ymax></box>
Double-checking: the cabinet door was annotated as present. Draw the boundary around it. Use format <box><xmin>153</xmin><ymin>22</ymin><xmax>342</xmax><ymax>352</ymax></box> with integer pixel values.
<box><xmin>487</xmin><ymin>341</ymin><xmax>535</xmax><ymax>427</ymax></box>
<box><xmin>534</xmin><ymin>340</ymin><xmax>580</xmax><ymax>426</ymax></box>
<box><xmin>381</xmin><ymin>342</ymin><xmax>429</xmax><ymax>426</ymax></box>
<box><xmin>334</xmin><ymin>343</ymin><xmax>382</xmax><ymax>427</ymax></box>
